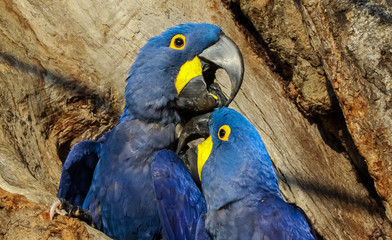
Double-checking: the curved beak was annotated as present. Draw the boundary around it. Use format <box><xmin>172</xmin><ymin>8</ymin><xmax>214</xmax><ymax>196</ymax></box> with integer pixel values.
<box><xmin>176</xmin><ymin>112</ymin><xmax>212</xmax><ymax>185</ymax></box>
<box><xmin>176</xmin><ymin>34</ymin><xmax>244</xmax><ymax>113</ymax></box>
<box><xmin>199</xmin><ymin>34</ymin><xmax>244</xmax><ymax>107</ymax></box>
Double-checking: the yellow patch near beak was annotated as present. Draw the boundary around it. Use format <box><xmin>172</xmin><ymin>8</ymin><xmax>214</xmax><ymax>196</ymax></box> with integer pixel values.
<box><xmin>175</xmin><ymin>56</ymin><xmax>203</xmax><ymax>94</ymax></box>
<box><xmin>210</xmin><ymin>93</ymin><xmax>218</xmax><ymax>100</ymax></box>
<box><xmin>197</xmin><ymin>136</ymin><xmax>213</xmax><ymax>181</ymax></box>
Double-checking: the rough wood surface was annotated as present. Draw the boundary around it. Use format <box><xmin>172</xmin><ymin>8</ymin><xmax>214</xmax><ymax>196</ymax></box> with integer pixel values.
<box><xmin>225</xmin><ymin>0</ymin><xmax>392</xmax><ymax>225</ymax></box>
<box><xmin>0</xmin><ymin>187</ymin><xmax>110</xmax><ymax>239</ymax></box>
<box><xmin>318</xmin><ymin>0</ymin><xmax>392</xmax><ymax>222</ymax></box>
<box><xmin>0</xmin><ymin>0</ymin><xmax>391</xmax><ymax>239</ymax></box>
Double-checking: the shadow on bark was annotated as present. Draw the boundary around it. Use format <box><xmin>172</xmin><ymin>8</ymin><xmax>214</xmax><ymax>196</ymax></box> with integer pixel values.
<box><xmin>0</xmin><ymin>51</ymin><xmax>120</xmax><ymax>165</ymax></box>
<box><xmin>0</xmin><ymin>51</ymin><xmax>118</xmax><ymax>112</ymax></box>
<box><xmin>351</xmin><ymin>0</ymin><xmax>392</xmax><ymax>25</ymax></box>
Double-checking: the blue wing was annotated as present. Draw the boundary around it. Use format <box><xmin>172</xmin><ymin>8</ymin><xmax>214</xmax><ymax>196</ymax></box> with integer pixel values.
<box><xmin>58</xmin><ymin>139</ymin><xmax>102</xmax><ymax>206</ymax></box>
<box><xmin>151</xmin><ymin>149</ymin><xmax>206</xmax><ymax>240</ymax></box>
<box><xmin>195</xmin><ymin>213</ymin><xmax>212</xmax><ymax>240</ymax></box>
<box><xmin>257</xmin><ymin>196</ymin><xmax>315</xmax><ymax>240</ymax></box>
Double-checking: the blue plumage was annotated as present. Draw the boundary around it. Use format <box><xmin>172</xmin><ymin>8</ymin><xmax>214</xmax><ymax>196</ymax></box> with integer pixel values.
<box><xmin>121</xmin><ymin>23</ymin><xmax>222</xmax><ymax>123</ymax></box>
<box><xmin>197</xmin><ymin>108</ymin><xmax>314</xmax><ymax>239</ymax></box>
<box><xmin>152</xmin><ymin>149</ymin><xmax>206</xmax><ymax>240</ymax></box>
<box><xmin>58</xmin><ymin>139</ymin><xmax>102</xmax><ymax>206</ymax></box>
<box><xmin>57</xmin><ymin>23</ymin><xmax>243</xmax><ymax>239</ymax></box>
<box><xmin>83</xmin><ymin>119</ymin><xmax>176</xmax><ymax>238</ymax></box>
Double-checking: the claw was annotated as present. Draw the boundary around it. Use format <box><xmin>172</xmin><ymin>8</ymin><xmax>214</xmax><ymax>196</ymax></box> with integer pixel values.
<box><xmin>49</xmin><ymin>198</ymin><xmax>94</xmax><ymax>226</ymax></box>
<box><xmin>49</xmin><ymin>198</ymin><xmax>63</xmax><ymax>220</ymax></box>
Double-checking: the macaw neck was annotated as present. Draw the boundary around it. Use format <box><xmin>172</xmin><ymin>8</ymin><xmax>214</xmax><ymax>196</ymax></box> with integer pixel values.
<box><xmin>202</xmin><ymin>143</ymin><xmax>283</xmax><ymax>210</ymax></box>
<box><xmin>100</xmin><ymin>118</ymin><xmax>177</xmax><ymax>167</ymax></box>
<box><xmin>122</xmin><ymin>66</ymin><xmax>180</xmax><ymax>125</ymax></box>
<box><xmin>120</xmin><ymin>104</ymin><xmax>179</xmax><ymax>126</ymax></box>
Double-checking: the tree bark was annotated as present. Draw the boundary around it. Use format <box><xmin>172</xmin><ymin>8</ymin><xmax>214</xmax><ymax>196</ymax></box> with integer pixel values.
<box><xmin>225</xmin><ymin>0</ymin><xmax>392</xmax><ymax>227</ymax></box>
<box><xmin>0</xmin><ymin>0</ymin><xmax>391</xmax><ymax>239</ymax></box>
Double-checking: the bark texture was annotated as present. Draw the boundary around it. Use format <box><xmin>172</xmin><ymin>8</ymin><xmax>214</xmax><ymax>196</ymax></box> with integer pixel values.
<box><xmin>0</xmin><ymin>0</ymin><xmax>391</xmax><ymax>239</ymax></box>
<box><xmin>225</xmin><ymin>0</ymin><xmax>392</xmax><ymax>224</ymax></box>
<box><xmin>0</xmin><ymin>188</ymin><xmax>110</xmax><ymax>239</ymax></box>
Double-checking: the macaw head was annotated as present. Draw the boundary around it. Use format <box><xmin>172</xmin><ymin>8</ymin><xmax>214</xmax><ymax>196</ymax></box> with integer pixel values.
<box><xmin>177</xmin><ymin>107</ymin><xmax>280</xmax><ymax>209</ymax></box>
<box><xmin>122</xmin><ymin>23</ymin><xmax>244</xmax><ymax>124</ymax></box>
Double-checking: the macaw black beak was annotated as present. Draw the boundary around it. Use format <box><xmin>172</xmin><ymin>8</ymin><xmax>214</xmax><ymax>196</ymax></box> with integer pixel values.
<box><xmin>176</xmin><ymin>112</ymin><xmax>212</xmax><ymax>185</ymax></box>
<box><xmin>175</xmin><ymin>34</ymin><xmax>244</xmax><ymax>113</ymax></box>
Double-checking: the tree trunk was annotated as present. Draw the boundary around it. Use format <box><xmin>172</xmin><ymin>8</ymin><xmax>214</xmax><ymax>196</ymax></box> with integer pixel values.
<box><xmin>0</xmin><ymin>0</ymin><xmax>391</xmax><ymax>239</ymax></box>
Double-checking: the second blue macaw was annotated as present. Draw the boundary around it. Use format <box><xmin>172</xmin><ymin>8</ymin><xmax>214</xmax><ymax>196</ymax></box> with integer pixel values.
<box><xmin>180</xmin><ymin>107</ymin><xmax>315</xmax><ymax>239</ymax></box>
<box><xmin>53</xmin><ymin>23</ymin><xmax>244</xmax><ymax>239</ymax></box>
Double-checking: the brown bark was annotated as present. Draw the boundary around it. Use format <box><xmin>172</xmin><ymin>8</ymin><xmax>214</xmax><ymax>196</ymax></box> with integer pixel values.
<box><xmin>0</xmin><ymin>0</ymin><xmax>391</xmax><ymax>239</ymax></box>
<box><xmin>225</xmin><ymin>0</ymin><xmax>392</xmax><ymax>226</ymax></box>
<box><xmin>0</xmin><ymin>187</ymin><xmax>110</xmax><ymax>239</ymax></box>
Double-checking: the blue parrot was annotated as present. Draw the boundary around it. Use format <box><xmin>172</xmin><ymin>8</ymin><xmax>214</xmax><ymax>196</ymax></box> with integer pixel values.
<box><xmin>180</xmin><ymin>107</ymin><xmax>315</xmax><ymax>239</ymax></box>
<box><xmin>51</xmin><ymin>23</ymin><xmax>244</xmax><ymax>240</ymax></box>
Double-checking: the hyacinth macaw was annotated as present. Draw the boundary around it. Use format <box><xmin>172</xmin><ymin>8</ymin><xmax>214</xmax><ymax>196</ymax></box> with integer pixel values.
<box><xmin>178</xmin><ymin>107</ymin><xmax>314</xmax><ymax>240</ymax></box>
<box><xmin>51</xmin><ymin>23</ymin><xmax>244</xmax><ymax>239</ymax></box>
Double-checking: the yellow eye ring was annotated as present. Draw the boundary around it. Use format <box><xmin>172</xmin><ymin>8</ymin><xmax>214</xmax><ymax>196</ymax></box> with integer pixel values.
<box><xmin>218</xmin><ymin>125</ymin><xmax>231</xmax><ymax>141</ymax></box>
<box><xmin>170</xmin><ymin>34</ymin><xmax>186</xmax><ymax>50</ymax></box>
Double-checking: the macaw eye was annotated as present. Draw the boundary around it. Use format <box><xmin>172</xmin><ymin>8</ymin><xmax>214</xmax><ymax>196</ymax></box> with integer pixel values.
<box><xmin>170</xmin><ymin>34</ymin><xmax>186</xmax><ymax>50</ymax></box>
<box><xmin>218</xmin><ymin>125</ymin><xmax>231</xmax><ymax>141</ymax></box>
<box><xmin>175</xmin><ymin>38</ymin><xmax>184</xmax><ymax>47</ymax></box>
<box><xmin>219</xmin><ymin>129</ymin><xmax>225</xmax><ymax>138</ymax></box>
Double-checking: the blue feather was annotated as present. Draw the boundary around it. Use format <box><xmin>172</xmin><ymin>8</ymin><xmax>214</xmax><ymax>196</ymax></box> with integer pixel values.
<box><xmin>58</xmin><ymin>138</ymin><xmax>103</xmax><ymax>206</ymax></box>
<box><xmin>58</xmin><ymin>23</ymin><xmax>225</xmax><ymax>239</ymax></box>
<box><xmin>198</xmin><ymin>108</ymin><xmax>315</xmax><ymax>239</ymax></box>
<box><xmin>122</xmin><ymin>23</ymin><xmax>222</xmax><ymax>124</ymax></box>
<box><xmin>152</xmin><ymin>149</ymin><xmax>206</xmax><ymax>240</ymax></box>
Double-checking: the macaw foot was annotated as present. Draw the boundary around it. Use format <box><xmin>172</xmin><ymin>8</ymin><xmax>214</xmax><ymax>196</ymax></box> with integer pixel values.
<box><xmin>49</xmin><ymin>198</ymin><xmax>93</xmax><ymax>226</ymax></box>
